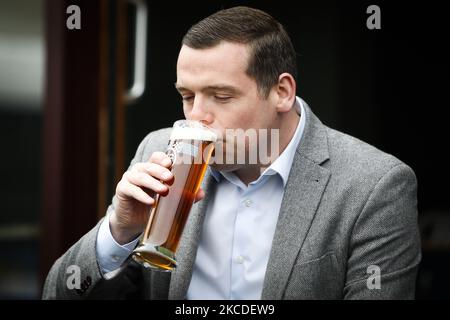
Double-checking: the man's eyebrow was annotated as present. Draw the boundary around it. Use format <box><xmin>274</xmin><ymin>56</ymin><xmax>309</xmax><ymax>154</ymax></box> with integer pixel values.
<box><xmin>203</xmin><ymin>85</ymin><xmax>241</xmax><ymax>94</ymax></box>
<box><xmin>174</xmin><ymin>83</ymin><xmax>242</xmax><ymax>94</ymax></box>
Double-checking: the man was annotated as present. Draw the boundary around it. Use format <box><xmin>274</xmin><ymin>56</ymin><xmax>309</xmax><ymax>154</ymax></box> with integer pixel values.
<box><xmin>43</xmin><ymin>6</ymin><xmax>421</xmax><ymax>299</ymax></box>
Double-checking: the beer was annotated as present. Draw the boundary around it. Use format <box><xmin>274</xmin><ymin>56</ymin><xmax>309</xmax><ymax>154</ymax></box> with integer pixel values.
<box><xmin>132</xmin><ymin>121</ymin><xmax>216</xmax><ymax>271</ymax></box>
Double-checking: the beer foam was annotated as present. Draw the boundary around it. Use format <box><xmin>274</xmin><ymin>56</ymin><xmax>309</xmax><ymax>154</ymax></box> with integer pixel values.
<box><xmin>170</xmin><ymin>127</ymin><xmax>217</xmax><ymax>142</ymax></box>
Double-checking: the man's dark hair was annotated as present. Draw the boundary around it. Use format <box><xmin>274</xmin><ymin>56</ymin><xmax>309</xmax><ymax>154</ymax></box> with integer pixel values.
<box><xmin>182</xmin><ymin>6</ymin><xmax>297</xmax><ymax>98</ymax></box>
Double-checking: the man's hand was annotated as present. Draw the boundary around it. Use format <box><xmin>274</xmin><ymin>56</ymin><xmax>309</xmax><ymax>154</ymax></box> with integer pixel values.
<box><xmin>110</xmin><ymin>151</ymin><xmax>205</xmax><ymax>244</ymax></box>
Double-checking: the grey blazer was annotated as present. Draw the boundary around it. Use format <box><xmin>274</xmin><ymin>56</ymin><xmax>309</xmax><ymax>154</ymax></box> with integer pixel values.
<box><xmin>43</xmin><ymin>103</ymin><xmax>421</xmax><ymax>300</ymax></box>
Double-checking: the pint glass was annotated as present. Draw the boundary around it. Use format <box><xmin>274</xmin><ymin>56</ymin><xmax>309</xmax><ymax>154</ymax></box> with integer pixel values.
<box><xmin>132</xmin><ymin>120</ymin><xmax>216</xmax><ymax>271</ymax></box>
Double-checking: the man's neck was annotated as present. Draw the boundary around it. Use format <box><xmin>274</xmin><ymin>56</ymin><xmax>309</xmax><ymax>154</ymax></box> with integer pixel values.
<box><xmin>234</xmin><ymin>110</ymin><xmax>300</xmax><ymax>185</ymax></box>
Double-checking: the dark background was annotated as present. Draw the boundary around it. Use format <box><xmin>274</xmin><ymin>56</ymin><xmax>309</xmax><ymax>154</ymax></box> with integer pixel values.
<box><xmin>0</xmin><ymin>0</ymin><xmax>448</xmax><ymax>299</ymax></box>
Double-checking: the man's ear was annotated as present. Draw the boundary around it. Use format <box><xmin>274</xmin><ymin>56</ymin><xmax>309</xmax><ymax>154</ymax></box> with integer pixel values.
<box><xmin>274</xmin><ymin>73</ymin><xmax>296</xmax><ymax>113</ymax></box>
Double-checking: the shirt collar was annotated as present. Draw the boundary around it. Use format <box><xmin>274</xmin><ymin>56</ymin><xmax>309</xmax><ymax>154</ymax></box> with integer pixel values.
<box><xmin>210</xmin><ymin>96</ymin><xmax>307</xmax><ymax>187</ymax></box>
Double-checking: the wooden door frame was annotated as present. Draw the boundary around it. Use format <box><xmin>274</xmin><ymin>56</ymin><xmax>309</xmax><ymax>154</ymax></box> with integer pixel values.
<box><xmin>41</xmin><ymin>0</ymin><xmax>110</xmax><ymax>288</ymax></box>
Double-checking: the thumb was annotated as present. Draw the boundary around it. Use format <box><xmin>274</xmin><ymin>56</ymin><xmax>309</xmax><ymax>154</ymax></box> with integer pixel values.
<box><xmin>194</xmin><ymin>187</ymin><xmax>205</xmax><ymax>203</ymax></box>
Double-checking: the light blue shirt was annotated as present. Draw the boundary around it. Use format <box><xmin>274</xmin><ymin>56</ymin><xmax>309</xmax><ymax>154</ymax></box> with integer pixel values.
<box><xmin>96</xmin><ymin>97</ymin><xmax>307</xmax><ymax>298</ymax></box>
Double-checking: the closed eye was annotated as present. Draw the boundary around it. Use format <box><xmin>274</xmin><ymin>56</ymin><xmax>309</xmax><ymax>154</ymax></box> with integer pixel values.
<box><xmin>182</xmin><ymin>95</ymin><xmax>194</xmax><ymax>102</ymax></box>
<box><xmin>214</xmin><ymin>96</ymin><xmax>232</xmax><ymax>103</ymax></box>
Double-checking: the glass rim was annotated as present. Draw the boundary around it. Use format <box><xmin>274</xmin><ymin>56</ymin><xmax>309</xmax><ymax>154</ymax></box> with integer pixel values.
<box><xmin>170</xmin><ymin>119</ymin><xmax>217</xmax><ymax>142</ymax></box>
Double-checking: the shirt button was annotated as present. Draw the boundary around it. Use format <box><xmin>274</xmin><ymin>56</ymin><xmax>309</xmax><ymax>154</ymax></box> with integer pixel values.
<box><xmin>235</xmin><ymin>256</ymin><xmax>245</xmax><ymax>264</ymax></box>
<box><xmin>244</xmin><ymin>199</ymin><xmax>252</xmax><ymax>207</ymax></box>
<box><xmin>111</xmin><ymin>255</ymin><xmax>119</xmax><ymax>262</ymax></box>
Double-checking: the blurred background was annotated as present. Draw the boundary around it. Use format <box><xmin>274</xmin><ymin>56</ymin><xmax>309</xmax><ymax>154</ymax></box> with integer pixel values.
<box><xmin>0</xmin><ymin>0</ymin><xmax>448</xmax><ymax>299</ymax></box>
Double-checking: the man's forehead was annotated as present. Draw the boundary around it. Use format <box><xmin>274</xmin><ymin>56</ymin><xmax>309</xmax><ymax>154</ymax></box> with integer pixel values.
<box><xmin>176</xmin><ymin>42</ymin><xmax>254</xmax><ymax>92</ymax></box>
<box><xmin>177</xmin><ymin>42</ymin><xmax>250</xmax><ymax>70</ymax></box>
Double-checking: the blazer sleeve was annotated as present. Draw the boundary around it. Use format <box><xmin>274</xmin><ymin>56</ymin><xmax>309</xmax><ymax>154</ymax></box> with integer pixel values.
<box><xmin>42</xmin><ymin>133</ymin><xmax>155</xmax><ymax>300</ymax></box>
<box><xmin>343</xmin><ymin>163</ymin><xmax>422</xmax><ymax>299</ymax></box>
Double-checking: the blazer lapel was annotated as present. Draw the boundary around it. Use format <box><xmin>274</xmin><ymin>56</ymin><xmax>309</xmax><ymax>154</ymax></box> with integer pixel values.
<box><xmin>261</xmin><ymin>105</ymin><xmax>331</xmax><ymax>299</ymax></box>
<box><xmin>168</xmin><ymin>171</ymin><xmax>215</xmax><ymax>299</ymax></box>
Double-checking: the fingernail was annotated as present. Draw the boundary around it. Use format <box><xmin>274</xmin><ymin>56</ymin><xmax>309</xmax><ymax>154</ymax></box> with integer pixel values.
<box><xmin>163</xmin><ymin>158</ymin><xmax>172</xmax><ymax>166</ymax></box>
<box><xmin>162</xmin><ymin>172</ymin><xmax>172</xmax><ymax>180</ymax></box>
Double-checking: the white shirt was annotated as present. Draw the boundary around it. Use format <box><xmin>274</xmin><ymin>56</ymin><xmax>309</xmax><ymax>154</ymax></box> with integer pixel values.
<box><xmin>96</xmin><ymin>97</ymin><xmax>307</xmax><ymax>298</ymax></box>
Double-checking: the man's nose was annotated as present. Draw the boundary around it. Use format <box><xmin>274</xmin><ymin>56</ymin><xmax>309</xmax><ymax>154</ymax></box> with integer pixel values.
<box><xmin>190</xmin><ymin>97</ymin><xmax>213</xmax><ymax>125</ymax></box>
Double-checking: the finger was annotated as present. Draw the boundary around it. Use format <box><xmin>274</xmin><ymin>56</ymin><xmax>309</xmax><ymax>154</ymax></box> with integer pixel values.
<box><xmin>116</xmin><ymin>180</ymin><xmax>154</xmax><ymax>205</ymax></box>
<box><xmin>125</xmin><ymin>171</ymin><xmax>168</xmax><ymax>194</ymax></box>
<box><xmin>149</xmin><ymin>151</ymin><xmax>172</xmax><ymax>168</ymax></box>
<box><xmin>132</xmin><ymin>162</ymin><xmax>173</xmax><ymax>182</ymax></box>
<box><xmin>194</xmin><ymin>188</ymin><xmax>205</xmax><ymax>203</ymax></box>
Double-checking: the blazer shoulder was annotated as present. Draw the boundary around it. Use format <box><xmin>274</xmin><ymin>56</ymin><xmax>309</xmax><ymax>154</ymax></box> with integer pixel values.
<box><xmin>133</xmin><ymin>127</ymin><xmax>172</xmax><ymax>162</ymax></box>
<box><xmin>141</xmin><ymin>127</ymin><xmax>172</xmax><ymax>148</ymax></box>
<box><xmin>324</xmin><ymin>126</ymin><xmax>415</xmax><ymax>181</ymax></box>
